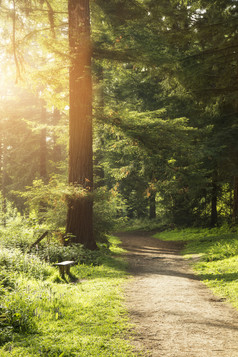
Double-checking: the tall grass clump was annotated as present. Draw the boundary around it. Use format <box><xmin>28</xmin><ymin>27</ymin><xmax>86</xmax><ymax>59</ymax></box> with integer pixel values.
<box><xmin>0</xmin><ymin>248</ymin><xmax>52</xmax><ymax>279</ymax></box>
<box><xmin>0</xmin><ymin>269</ymin><xmax>38</xmax><ymax>345</ymax></box>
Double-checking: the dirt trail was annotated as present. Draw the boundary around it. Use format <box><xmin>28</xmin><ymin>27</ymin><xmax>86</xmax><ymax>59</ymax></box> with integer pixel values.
<box><xmin>118</xmin><ymin>232</ymin><xmax>238</xmax><ymax>357</ymax></box>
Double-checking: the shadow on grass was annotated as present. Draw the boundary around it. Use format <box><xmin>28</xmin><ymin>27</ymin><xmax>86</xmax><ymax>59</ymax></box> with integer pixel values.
<box><xmin>72</xmin><ymin>254</ymin><xmax>129</xmax><ymax>280</ymax></box>
<box><xmin>198</xmin><ymin>272</ymin><xmax>238</xmax><ymax>282</ymax></box>
<box><xmin>64</xmin><ymin>272</ymin><xmax>79</xmax><ymax>283</ymax></box>
<box><xmin>53</xmin><ymin>271</ymin><xmax>79</xmax><ymax>283</ymax></box>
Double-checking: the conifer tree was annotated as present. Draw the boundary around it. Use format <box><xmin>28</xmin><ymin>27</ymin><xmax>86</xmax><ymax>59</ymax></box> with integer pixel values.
<box><xmin>66</xmin><ymin>0</ymin><xmax>96</xmax><ymax>249</ymax></box>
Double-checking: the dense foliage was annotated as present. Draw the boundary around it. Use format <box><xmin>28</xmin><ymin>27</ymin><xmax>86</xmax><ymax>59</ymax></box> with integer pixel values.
<box><xmin>0</xmin><ymin>0</ymin><xmax>237</xmax><ymax>235</ymax></box>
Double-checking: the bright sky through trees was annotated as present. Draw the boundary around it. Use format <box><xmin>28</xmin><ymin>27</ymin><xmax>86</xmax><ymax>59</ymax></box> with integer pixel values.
<box><xmin>0</xmin><ymin>0</ymin><xmax>238</xmax><ymax>241</ymax></box>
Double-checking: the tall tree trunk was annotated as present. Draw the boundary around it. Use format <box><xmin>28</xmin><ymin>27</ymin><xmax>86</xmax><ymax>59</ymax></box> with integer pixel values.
<box><xmin>66</xmin><ymin>0</ymin><xmax>96</xmax><ymax>249</ymax></box>
<box><xmin>232</xmin><ymin>176</ymin><xmax>238</xmax><ymax>223</ymax></box>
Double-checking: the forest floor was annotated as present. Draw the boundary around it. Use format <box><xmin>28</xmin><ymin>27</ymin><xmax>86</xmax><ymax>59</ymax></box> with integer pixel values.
<box><xmin>118</xmin><ymin>231</ymin><xmax>238</xmax><ymax>357</ymax></box>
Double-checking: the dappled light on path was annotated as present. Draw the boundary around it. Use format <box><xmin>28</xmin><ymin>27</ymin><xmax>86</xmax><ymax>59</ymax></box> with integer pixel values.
<box><xmin>119</xmin><ymin>232</ymin><xmax>238</xmax><ymax>357</ymax></box>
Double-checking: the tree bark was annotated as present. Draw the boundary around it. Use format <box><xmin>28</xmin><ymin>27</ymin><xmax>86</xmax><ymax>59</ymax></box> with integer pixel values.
<box><xmin>66</xmin><ymin>0</ymin><xmax>96</xmax><ymax>249</ymax></box>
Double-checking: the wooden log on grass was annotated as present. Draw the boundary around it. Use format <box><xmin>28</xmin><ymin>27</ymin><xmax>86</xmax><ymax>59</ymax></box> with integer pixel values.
<box><xmin>28</xmin><ymin>230</ymin><xmax>49</xmax><ymax>252</ymax></box>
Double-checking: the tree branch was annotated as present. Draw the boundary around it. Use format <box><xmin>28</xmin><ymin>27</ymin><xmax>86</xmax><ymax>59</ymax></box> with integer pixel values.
<box><xmin>12</xmin><ymin>0</ymin><xmax>22</xmax><ymax>83</ymax></box>
<box><xmin>44</xmin><ymin>0</ymin><xmax>56</xmax><ymax>38</ymax></box>
<box><xmin>182</xmin><ymin>44</ymin><xmax>238</xmax><ymax>62</ymax></box>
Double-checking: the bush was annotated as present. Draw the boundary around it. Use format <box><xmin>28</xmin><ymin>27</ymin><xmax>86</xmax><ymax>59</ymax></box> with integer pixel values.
<box><xmin>0</xmin><ymin>248</ymin><xmax>52</xmax><ymax>280</ymax></box>
<box><xmin>206</xmin><ymin>239</ymin><xmax>238</xmax><ymax>262</ymax></box>
<box><xmin>0</xmin><ymin>271</ymin><xmax>15</xmax><ymax>344</ymax></box>
<box><xmin>34</xmin><ymin>242</ymin><xmax>85</xmax><ymax>264</ymax></box>
<box><xmin>3</xmin><ymin>292</ymin><xmax>37</xmax><ymax>333</ymax></box>
<box><xmin>33</xmin><ymin>240</ymin><xmax>110</xmax><ymax>266</ymax></box>
<box><xmin>0</xmin><ymin>219</ymin><xmax>35</xmax><ymax>251</ymax></box>
<box><xmin>0</xmin><ymin>291</ymin><xmax>37</xmax><ymax>345</ymax></box>
<box><xmin>0</xmin><ymin>269</ymin><xmax>15</xmax><ymax>295</ymax></box>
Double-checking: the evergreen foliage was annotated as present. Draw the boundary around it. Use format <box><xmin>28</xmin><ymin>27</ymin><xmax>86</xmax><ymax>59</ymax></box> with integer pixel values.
<box><xmin>0</xmin><ymin>0</ymin><xmax>238</xmax><ymax>238</ymax></box>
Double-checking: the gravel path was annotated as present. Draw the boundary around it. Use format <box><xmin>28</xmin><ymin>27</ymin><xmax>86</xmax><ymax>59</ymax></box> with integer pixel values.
<box><xmin>118</xmin><ymin>232</ymin><xmax>238</xmax><ymax>357</ymax></box>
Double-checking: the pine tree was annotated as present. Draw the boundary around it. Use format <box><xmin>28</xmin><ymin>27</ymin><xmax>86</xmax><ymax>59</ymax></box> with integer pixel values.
<box><xmin>66</xmin><ymin>0</ymin><xmax>96</xmax><ymax>249</ymax></box>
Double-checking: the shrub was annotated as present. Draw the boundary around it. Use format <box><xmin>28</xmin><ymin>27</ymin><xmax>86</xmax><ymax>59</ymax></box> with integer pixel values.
<box><xmin>34</xmin><ymin>242</ymin><xmax>85</xmax><ymax>264</ymax></box>
<box><xmin>0</xmin><ymin>269</ymin><xmax>15</xmax><ymax>295</ymax></box>
<box><xmin>0</xmin><ymin>219</ymin><xmax>35</xmax><ymax>251</ymax></box>
<box><xmin>206</xmin><ymin>239</ymin><xmax>238</xmax><ymax>262</ymax></box>
<box><xmin>0</xmin><ymin>248</ymin><xmax>52</xmax><ymax>280</ymax></box>
<box><xmin>0</xmin><ymin>290</ymin><xmax>37</xmax><ymax>345</ymax></box>
<box><xmin>3</xmin><ymin>292</ymin><xmax>37</xmax><ymax>333</ymax></box>
<box><xmin>34</xmin><ymin>241</ymin><xmax>110</xmax><ymax>266</ymax></box>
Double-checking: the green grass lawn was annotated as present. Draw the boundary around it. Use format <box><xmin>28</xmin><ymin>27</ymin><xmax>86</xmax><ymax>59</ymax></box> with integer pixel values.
<box><xmin>154</xmin><ymin>227</ymin><xmax>238</xmax><ymax>310</ymax></box>
<box><xmin>0</xmin><ymin>236</ymin><xmax>137</xmax><ymax>357</ymax></box>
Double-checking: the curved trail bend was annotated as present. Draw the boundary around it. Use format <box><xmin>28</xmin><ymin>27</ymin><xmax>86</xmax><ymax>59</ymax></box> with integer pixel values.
<box><xmin>118</xmin><ymin>232</ymin><xmax>238</xmax><ymax>357</ymax></box>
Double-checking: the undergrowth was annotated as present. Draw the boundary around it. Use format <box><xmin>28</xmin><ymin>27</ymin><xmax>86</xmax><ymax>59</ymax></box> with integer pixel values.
<box><xmin>0</xmin><ymin>228</ymin><xmax>136</xmax><ymax>356</ymax></box>
<box><xmin>119</xmin><ymin>217</ymin><xmax>172</xmax><ymax>233</ymax></box>
<box><xmin>154</xmin><ymin>225</ymin><xmax>238</xmax><ymax>309</ymax></box>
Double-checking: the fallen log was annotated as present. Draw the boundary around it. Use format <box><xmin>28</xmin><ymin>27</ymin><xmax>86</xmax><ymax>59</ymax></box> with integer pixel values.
<box><xmin>28</xmin><ymin>230</ymin><xmax>49</xmax><ymax>252</ymax></box>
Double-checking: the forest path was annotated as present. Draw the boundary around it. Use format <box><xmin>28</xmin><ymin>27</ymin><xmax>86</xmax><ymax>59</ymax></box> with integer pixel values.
<box><xmin>118</xmin><ymin>232</ymin><xmax>238</xmax><ymax>357</ymax></box>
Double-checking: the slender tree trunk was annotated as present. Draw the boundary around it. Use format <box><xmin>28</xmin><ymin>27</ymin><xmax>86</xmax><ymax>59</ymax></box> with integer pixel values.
<box><xmin>1</xmin><ymin>131</ymin><xmax>7</xmax><ymax>227</ymax></box>
<box><xmin>210</xmin><ymin>174</ymin><xmax>218</xmax><ymax>227</ymax></box>
<box><xmin>232</xmin><ymin>176</ymin><xmax>238</xmax><ymax>223</ymax></box>
<box><xmin>40</xmin><ymin>103</ymin><xmax>47</xmax><ymax>182</ymax></box>
<box><xmin>230</xmin><ymin>182</ymin><xmax>233</xmax><ymax>218</ymax></box>
<box><xmin>39</xmin><ymin>102</ymin><xmax>48</xmax><ymax>222</ymax></box>
<box><xmin>52</xmin><ymin>108</ymin><xmax>62</xmax><ymax>168</ymax></box>
<box><xmin>94</xmin><ymin>65</ymin><xmax>105</xmax><ymax>188</ymax></box>
<box><xmin>66</xmin><ymin>0</ymin><xmax>96</xmax><ymax>249</ymax></box>
<box><xmin>149</xmin><ymin>192</ymin><xmax>156</xmax><ymax>219</ymax></box>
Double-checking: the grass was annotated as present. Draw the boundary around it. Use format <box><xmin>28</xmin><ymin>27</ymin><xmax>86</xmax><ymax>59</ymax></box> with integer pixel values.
<box><xmin>154</xmin><ymin>226</ymin><xmax>238</xmax><ymax>310</ymax></box>
<box><xmin>0</xmin><ymin>236</ymin><xmax>137</xmax><ymax>357</ymax></box>
<box><xmin>119</xmin><ymin>218</ymin><xmax>172</xmax><ymax>233</ymax></box>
